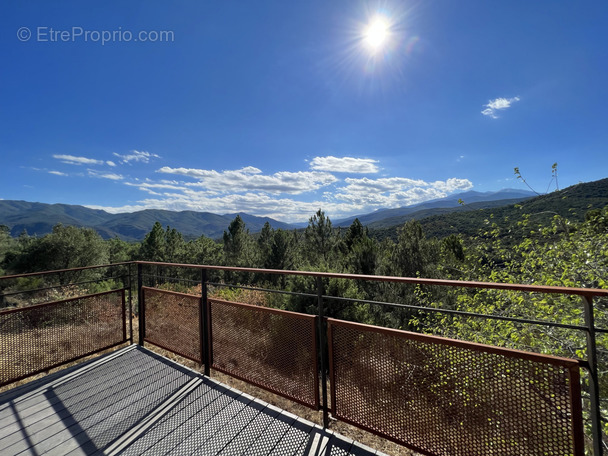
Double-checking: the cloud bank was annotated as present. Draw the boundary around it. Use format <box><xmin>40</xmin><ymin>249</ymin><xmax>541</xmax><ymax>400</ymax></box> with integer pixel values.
<box><xmin>48</xmin><ymin>151</ymin><xmax>474</xmax><ymax>222</ymax></box>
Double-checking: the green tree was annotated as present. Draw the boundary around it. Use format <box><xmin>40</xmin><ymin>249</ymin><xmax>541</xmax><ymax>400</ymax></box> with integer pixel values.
<box><xmin>344</xmin><ymin>218</ymin><xmax>366</xmax><ymax>250</ymax></box>
<box><xmin>164</xmin><ymin>226</ymin><xmax>185</xmax><ymax>263</ymax></box>
<box><xmin>6</xmin><ymin>225</ymin><xmax>109</xmax><ymax>286</ymax></box>
<box><xmin>138</xmin><ymin>222</ymin><xmax>186</xmax><ymax>264</ymax></box>
<box><xmin>433</xmin><ymin>207</ymin><xmax>608</xmax><ymax>446</ymax></box>
<box><xmin>0</xmin><ymin>225</ymin><xmax>16</xmax><ymax>275</ymax></box>
<box><xmin>268</xmin><ymin>229</ymin><xmax>295</xmax><ymax>270</ymax></box>
<box><xmin>139</xmin><ymin>222</ymin><xmax>166</xmax><ymax>261</ymax></box>
<box><xmin>256</xmin><ymin>222</ymin><xmax>274</xmax><ymax>268</ymax></box>
<box><xmin>28</xmin><ymin>224</ymin><xmax>108</xmax><ymax>271</ymax></box>
<box><xmin>263</xmin><ymin>229</ymin><xmax>297</xmax><ymax>288</ymax></box>
<box><xmin>223</xmin><ymin>215</ymin><xmax>255</xmax><ymax>268</ymax></box>
<box><xmin>380</xmin><ymin>220</ymin><xmax>439</xmax><ymax>278</ymax></box>
<box><xmin>374</xmin><ymin>221</ymin><xmax>441</xmax><ymax>329</ymax></box>
<box><xmin>186</xmin><ymin>235</ymin><xmax>222</xmax><ymax>266</ymax></box>
<box><xmin>107</xmin><ymin>237</ymin><xmax>136</xmax><ymax>264</ymax></box>
<box><xmin>343</xmin><ymin>219</ymin><xmax>378</xmax><ymax>276</ymax></box>
<box><xmin>303</xmin><ymin>209</ymin><xmax>337</xmax><ymax>268</ymax></box>
<box><xmin>223</xmin><ymin>215</ymin><xmax>256</xmax><ymax>284</ymax></box>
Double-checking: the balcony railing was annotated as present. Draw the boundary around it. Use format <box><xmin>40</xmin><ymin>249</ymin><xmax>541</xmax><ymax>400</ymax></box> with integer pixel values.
<box><xmin>1</xmin><ymin>261</ymin><xmax>607</xmax><ymax>455</ymax></box>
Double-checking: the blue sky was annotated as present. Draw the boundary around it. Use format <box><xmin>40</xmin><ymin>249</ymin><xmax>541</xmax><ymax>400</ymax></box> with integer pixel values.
<box><xmin>1</xmin><ymin>1</ymin><xmax>606</xmax><ymax>223</ymax></box>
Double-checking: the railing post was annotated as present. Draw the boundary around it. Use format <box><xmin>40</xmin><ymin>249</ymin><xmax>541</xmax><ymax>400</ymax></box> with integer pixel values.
<box><xmin>201</xmin><ymin>269</ymin><xmax>211</xmax><ymax>377</ymax></box>
<box><xmin>137</xmin><ymin>263</ymin><xmax>145</xmax><ymax>346</ymax></box>
<box><xmin>317</xmin><ymin>276</ymin><xmax>329</xmax><ymax>428</ymax></box>
<box><xmin>128</xmin><ymin>263</ymin><xmax>133</xmax><ymax>344</ymax></box>
<box><xmin>583</xmin><ymin>294</ymin><xmax>603</xmax><ymax>456</ymax></box>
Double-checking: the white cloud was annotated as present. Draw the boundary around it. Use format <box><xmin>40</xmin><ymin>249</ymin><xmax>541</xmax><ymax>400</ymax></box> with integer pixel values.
<box><xmin>309</xmin><ymin>156</ymin><xmax>379</xmax><ymax>173</ymax></box>
<box><xmin>48</xmin><ymin>170</ymin><xmax>68</xmax><ymax>176</ymax></box>
<box><xmin>84</xmin><ymin>158</ymin><xmax>474</xmax><ymax>223</ymax></box>
<box><xmin>97</xmin><ymin>171</ymin><xmax>473</xmax><ymax>222</ymax></box>
<box><xmin>125</xmin><ymin>181</ymin><xmax>187</xmax><ymax>194</ymax></box>
<box><xmin>481</xmin><ymin>96</ymin><xmax>520</xmax><ymax>119</ymax></box>
<box><xmin>431</xmin><ymin>178</ymin><xmax>474</xmax><ymax>192</ymax></box>
<box><xmin>106</xmin><ymin>161</ymin><xmax>117</xmax><ymax>167</ymax></box>
<box><xmin>157</xmin><ymin>166</ymin><xmax>337</xmax><ymax>194</ymax></box>
<box><xmin>113</xmin><ymin>150</ymin><xmax>160</xmax><ymax>164</ymax></box>
<box><xmin>87</xmin><ymin>170</ymin><xmax>124</xmax><ymax>180</ymax></box>
<box><xmin>333</xmin><ymin>176</ymin><xmax>473</xmax><ymax>208</ymax></box>
<box><xmin>87</xmin><ymin>192</ymin><xmax>352</xmax><ymax>223</ymax></box>
<box><xmin>53</xmin><ymin>154</ymin><xmax>105</xmax><ymax>166</ymax></box>
<box><xmin>99</xmin><ymin>173</ymin><xmax>124</xmax><ymax>181</ymax></box>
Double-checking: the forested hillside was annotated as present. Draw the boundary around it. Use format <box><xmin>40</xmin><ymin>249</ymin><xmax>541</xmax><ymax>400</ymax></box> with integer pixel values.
<box><xmin>2</xmin><ymin>196</ymin><xmax>607</xmax><ymax>441</ymax></box>
<box><xmin>371</xmin><ymin>177</ymin><xmax>608</xmax><ymax>241</ymax></box>
<box><xmin>1</xmin><ymin>178</ymin><xmax>606</xmax><ymax>284</ymax></box>
<box><xmin>0</xmin><ymin>200</ymin><xmax>293</xmax><ymax>240</ymax></box>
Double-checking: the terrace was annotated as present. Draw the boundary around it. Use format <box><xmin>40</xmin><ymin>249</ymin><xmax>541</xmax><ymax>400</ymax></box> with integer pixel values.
<box><xmin>1</xmin><ymin>261</ymin><xmax>607</xmax><ymax>455</ymax></box>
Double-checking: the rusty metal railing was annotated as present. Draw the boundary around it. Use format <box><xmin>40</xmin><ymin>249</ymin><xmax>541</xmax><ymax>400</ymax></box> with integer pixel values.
<box><xmin>134</xmin><ymin>261</ymin><xmax>608</xmax><ymax>455</ymax></box>
<box><xmin>0</xmin><ymin>289</ymin><xmax>127</xmax><ymax>386</ymax></box>
<box><xmin>142</xmin><ymin>287</ymin><xmax>202</xmax><ymax>364</ymax></box>
<box><xmin>209</xmin><ymin>298</ymin><xmax>319</xmax><ymax>409</ymax></box>
<box><xmin>328</xmin><ymin>318</ymin><xmax>584</xmax><ymax>456</ymax></box>
<box><xmin>2</xmin><ymin>261</ymin><xmax>607</xmax><ymax>454</ymax></box>
<box><xmin>0</xmin><ymin>263</ymin><xmax>132</xmax><ymax>387</ymax></box>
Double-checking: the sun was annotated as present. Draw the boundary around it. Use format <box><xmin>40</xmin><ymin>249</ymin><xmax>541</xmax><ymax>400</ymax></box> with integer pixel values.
<box><xmin>363</xmin><ymin>15</ymin><xmax>390</xmax><ymax>52</ymax></box>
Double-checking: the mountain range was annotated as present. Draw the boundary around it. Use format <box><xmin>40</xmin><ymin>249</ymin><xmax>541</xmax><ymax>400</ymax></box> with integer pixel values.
<box><xmin>333</xmin><ymin>189</ymin><xmax>535</xmax><ymax>227</ymax></box>
<box><xmin>1</xmin><ymin>180</ymin><xmax>606</xmax><ymax>241</ymax></box>
<box><xmin>374</xmin><ymin>177</ymin><xmax>608</xmax><ymax>241</ymax></box>
<box><xmin>0</xmin><ymin>201</ymin><xmax>293</xmax><ymax>241</ymax></box>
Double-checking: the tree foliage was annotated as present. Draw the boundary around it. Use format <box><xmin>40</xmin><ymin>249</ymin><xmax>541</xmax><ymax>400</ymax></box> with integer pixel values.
<box><xmin>2</xmin><ymin>205</ymin><xmax>607</xmax><ymax>441</ymax></box>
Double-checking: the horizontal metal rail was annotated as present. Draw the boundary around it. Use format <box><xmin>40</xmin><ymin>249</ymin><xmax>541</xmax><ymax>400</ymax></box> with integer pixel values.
<box><xmin>0</xmin><ymin>275</ymin><xmax>128</xmax><ymax>298</ymax></box>
<box><xmin>3</xmin><ymin>261</ymin><xmax>606</xmax><ymax>299</ymax></box>
<box><xmin>0</xmin><ymin>288</ymin><xmax>127</xmax><ymax>315</ymax></box>
<box><xmin>140</xmin><ymin>273</ymin><xmax>200</xmax><ymax>285</ymax></box>
<box><xmin>204</xmin><ymin>282</ymin><xmax>597</xmax><ymax>333</ymax></box>
<box><xmin>0</xmin><ymin>262</ymin><xmax>132</xmax><ymax>281</ymax></box>
<box><xmin>134</xmin><ymin>261</ymin><xmax>608</xmax><ymax>298</ymax></box>
<box><xmin>207</xmin><ymin>281</ymin><xmax>318</xmax><ymax>299</ymax></box>
<box><xmin>323</xmin><ymin>294</ymin><xmax>592</xmax><ymax>332</ymax></box>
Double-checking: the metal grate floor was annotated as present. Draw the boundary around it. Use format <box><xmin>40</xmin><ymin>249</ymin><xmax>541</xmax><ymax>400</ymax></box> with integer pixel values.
<box><xmin>0</xmin><ymin>346</ymin><xmax>385</xmax><ymax>456</ymax></box>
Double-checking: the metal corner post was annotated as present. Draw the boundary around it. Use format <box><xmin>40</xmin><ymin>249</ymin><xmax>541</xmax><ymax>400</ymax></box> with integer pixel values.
<box><xmin>137</xmin><ymin>262</ymin><xmax>144</xmax><ymax>346</ymax></box>
<box><xmin>317</xmin><ymin>275</ymin><xmax>329</xmax><ymax>428</ymax></box>
<box><xmin>201</xmin><ymin>268</ymin><xmax>210</xmax><ymax>376</ymax></box>
<box><xmin>583</xmin><ymin>294</ymin><xmax>603</xmax><ymax>456</ymax></box>
<box><xmin>128</xmin><ymin>263</ymin><xmax>133</xmax><ymax>344</ymax></box>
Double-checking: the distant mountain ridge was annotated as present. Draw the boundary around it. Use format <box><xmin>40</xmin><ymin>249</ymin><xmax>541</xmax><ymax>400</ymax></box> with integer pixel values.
<box><xmin>1</xmin><ymin>180</ymin><xmax>605</xmax><ymax>241</ymax></box>
<box><xmin>334</xmin><ymin>188</ymin><xmax>536</xmax><ymax>227</ymax></box>
<box><xmin>0</xmin><ymin>201</ymin><xmax>294</xmax><ymax>241</ymax></box>
<box><xmin>371</xmin><ymin>178</ymin><xmax>608</xmax><ymax>240</ymax></box>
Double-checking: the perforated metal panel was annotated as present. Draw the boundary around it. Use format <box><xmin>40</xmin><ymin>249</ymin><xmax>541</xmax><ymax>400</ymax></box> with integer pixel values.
<box><xmin>0</xmin><ymin>289</ymin><xmax>126</xmax><ymax>386</ymax></box>
<box><xmin>142</xmin><ymin>287</ymin><xmax>202</xmax><ymax>364</ymax></box>
<box><xmin>209</xmin><ymin>298</ymin><xmax>319</xmax><ymax>409</ymax></box>
<box><xmin>327</xmin><ymin>318</ymin><xmax>584</xmax><ymax>456</ymax></box>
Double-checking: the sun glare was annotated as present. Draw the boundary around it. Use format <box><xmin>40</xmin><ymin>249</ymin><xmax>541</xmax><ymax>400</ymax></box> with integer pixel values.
<box><xmin>363</xmin><ymin>16</ymin><xmax>390</xmax><ymax>52</ymax></box>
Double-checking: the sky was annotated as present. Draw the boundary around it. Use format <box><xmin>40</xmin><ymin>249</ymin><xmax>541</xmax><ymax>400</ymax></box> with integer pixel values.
<box><xmin>1</xmin><ymin>1</ymin><xmax>607</xmax><ymax>223</ymax></box>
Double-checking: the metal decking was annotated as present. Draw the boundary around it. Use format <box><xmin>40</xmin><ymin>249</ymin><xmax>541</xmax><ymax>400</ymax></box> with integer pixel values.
<box><xmin>0</xmin><ymin>346</ymin><xmax>384</xmax><ymax>456</ymax></box>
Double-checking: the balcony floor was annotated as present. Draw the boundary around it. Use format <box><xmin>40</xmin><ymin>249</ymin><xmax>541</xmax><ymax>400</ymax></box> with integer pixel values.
<box><xmin>0</xmin><ymin>345</ymin><xmax>384</xmax><ymax>456</ymax></box>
